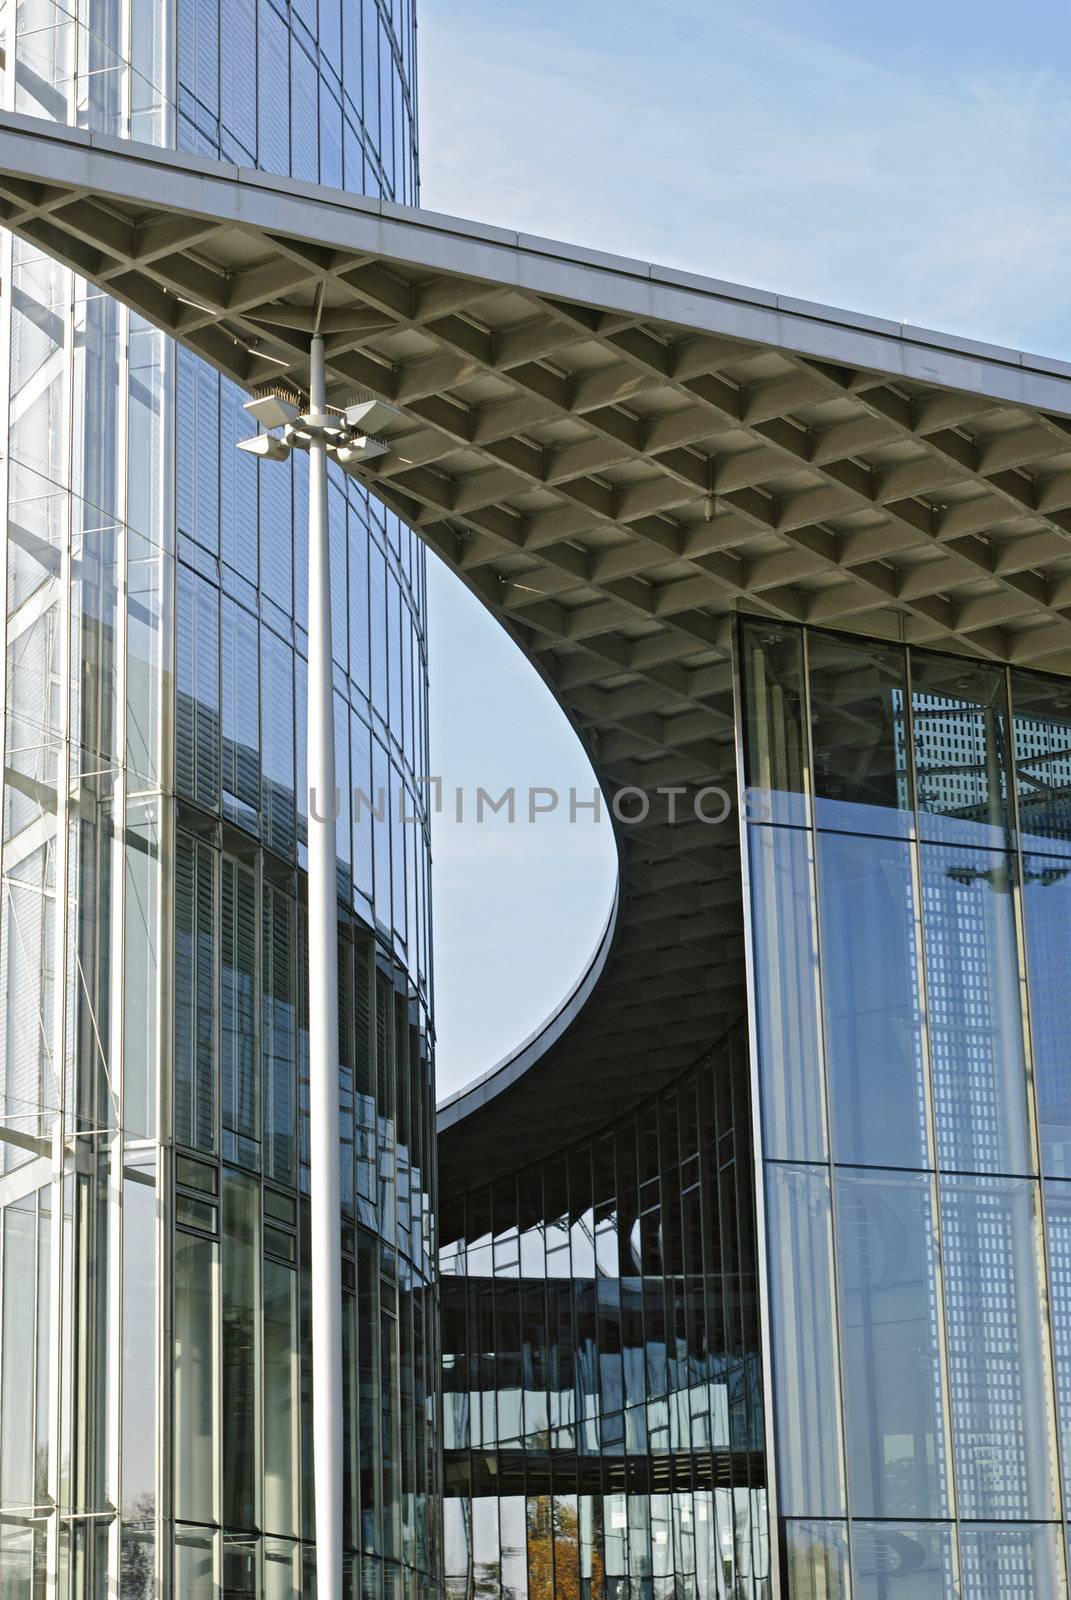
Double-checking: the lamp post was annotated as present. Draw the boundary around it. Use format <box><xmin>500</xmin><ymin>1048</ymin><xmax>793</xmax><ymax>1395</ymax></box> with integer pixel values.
<box><xmin>238</xmin><ymin>336</ymin><xmax>393</xmax><ymax>1596</ymax></box>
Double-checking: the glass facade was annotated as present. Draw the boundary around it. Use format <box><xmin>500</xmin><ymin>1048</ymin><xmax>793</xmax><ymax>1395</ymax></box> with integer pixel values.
<box><xmin>0</xmin><ymin>1</ymin><xmax>433</xmax><ymax>1595</ymax></box>
<box><xmin>741</xmin><ymin>618</ymin><xmax>1071</xmax><ymax>1599</ymax></box>
<box><xmin>439</xmin><ymin>1023</ymin><xmax>768</xmax><ymax>1600</ymax></box>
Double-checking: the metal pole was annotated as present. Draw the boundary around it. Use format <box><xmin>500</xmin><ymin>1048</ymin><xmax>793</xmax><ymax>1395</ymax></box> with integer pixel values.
<box><xmin>306</xmin><ymin>332</ymin><xmax>343</xmax><ymax>1597</ymax></box>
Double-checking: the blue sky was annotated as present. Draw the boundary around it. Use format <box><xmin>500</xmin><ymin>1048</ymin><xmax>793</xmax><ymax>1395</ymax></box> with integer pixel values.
<box><xmin>419</xmin><ymin>0</ymin><xmax>1071</xmax><ymax>1097</ymax></box>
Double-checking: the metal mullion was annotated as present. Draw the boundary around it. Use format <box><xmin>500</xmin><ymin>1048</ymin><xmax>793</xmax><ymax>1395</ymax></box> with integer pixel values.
<box><xmin>729</xmin><ymin>615</ymin><xmax>783</xmax><ymax>1600</ymax></box>
<box><xmin>1006</xmin><ymin>660</ymin><xmax>1070</xmax><ymax>1577</ymax></box>
<box><xmin>798</xmin><ymin>623</ymin><xmax>854</xmax><ymax>1597</ymax></box>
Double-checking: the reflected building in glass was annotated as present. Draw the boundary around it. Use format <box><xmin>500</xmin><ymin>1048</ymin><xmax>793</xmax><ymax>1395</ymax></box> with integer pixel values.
<box><xmin>0</xmin><ymin>2</ymin><xmax>435</xmax><ymax>1596</ymax></box>
<box><xmin>439</xmin><ymin>616</ymin><xmax>1071</xmax><ymax>1600</ymax></box>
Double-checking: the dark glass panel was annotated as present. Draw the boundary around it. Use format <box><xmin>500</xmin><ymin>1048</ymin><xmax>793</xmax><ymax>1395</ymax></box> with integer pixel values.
<box><xmin>1012</xmin><ymin>668</ymin><xmax>1071</xmax><ymax>855</ymax></box>
<box><xmin>911</xmin><ymin>651</ymin><xmax>1012</xmax><ymax>848</ymax></box>
<box><xmin>809</xmin><ymin>630</ymin><xmax>912</xmax><ymax>834</ymax></box>
<box><xmin>740</xmin><ymin>620</ymin><xmax>808</xmax><ymax>826</ymax></box>
<box><xmin>818</xmin><ymin>831</ymin><xmax>927</xmax><ymax>1169</ymax></box>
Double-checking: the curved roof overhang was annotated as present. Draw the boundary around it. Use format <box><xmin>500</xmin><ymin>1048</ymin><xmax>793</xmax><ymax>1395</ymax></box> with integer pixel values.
<box><xmin>6</xmin><ymin>114</ymin><xmax>1071</xmax><ymax>1193</ymax></box>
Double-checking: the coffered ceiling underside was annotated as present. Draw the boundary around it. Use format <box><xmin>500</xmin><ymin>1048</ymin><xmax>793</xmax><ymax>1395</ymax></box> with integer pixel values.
<box><xmin>4</xmin><ymin>122</ymin><xmax>1071</xmax><ymax>1187</ymax></box>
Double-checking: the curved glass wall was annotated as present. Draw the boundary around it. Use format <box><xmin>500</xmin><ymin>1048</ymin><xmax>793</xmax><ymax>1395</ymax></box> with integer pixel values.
<box><xmin>440</xmin><ymin>1021</ymin><xmax>768</xmax><ymax>1600</ymax></box>
<box><xmin>741</xmin><ymin>618</ymin><xmax>1071</xmax><ymax>1600</ymax></box>
<box><xmin>0</xmin><ymin>1</ymin><xmax>433</xmax><ymax>1595</ymax></box>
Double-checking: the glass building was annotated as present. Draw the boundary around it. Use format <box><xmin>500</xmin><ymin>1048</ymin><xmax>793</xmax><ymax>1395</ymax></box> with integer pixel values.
<box><xmin>0</xmin><ymin>1</ymin><xmax>435</xmax><ymax>1596</ymax></box>
<box><xmin>8</xmin><ymin>26</ymin><xmax>1071</xmax><ymax>1600</ymax></box>
<box><xmin>438</xmin><ymin>617</ymin><xmax>1071</xmax><ymax>1600</ymax></box>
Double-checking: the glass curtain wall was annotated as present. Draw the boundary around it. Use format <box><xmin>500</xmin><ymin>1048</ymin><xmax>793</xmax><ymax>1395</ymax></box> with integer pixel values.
<box><xmin>0</xmin><ymin>1</ymin><xmax>434</xmax><ymax>1596</ymax></box>
<box><xmin>740</xmin><ymin>618</ymin><xmax>1071</xmax><ymax>1600</ymax></box>
<box><xmin>440</xmin><ymin>1022</ymin><xmax>768</xmax><ymax>1600</ymax></box>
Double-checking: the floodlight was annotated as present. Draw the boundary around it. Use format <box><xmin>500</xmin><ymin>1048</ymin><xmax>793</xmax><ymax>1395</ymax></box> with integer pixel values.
<box><xmin>343</xmin><ymin>397</ymin><xmax>402</xmax><ymax>433</ymax></box>
<box><xmin>334</xmin><ymin>436</ymin><xmax>390</xmax><ymax>467</ymax></box>
<box><xmin>237</xmin><ymin>432</ymin><xmax>291</xmax><ymax>461</ymax></box>
<box><xmin>244</xmin><ymin>392</ymin><xmax>301</xmax><ymax>429</ymax></box>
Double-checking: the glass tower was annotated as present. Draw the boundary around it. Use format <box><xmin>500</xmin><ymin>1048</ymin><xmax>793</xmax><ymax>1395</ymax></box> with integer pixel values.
<box><xmin>0</xmin><ymin>2</ymin><xmax>435</xmax><ymax>1596</ymax></box>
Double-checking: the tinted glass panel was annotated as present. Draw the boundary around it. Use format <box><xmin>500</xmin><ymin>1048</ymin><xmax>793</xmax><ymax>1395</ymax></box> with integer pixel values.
<box><xmin>1012</xmin><ymin>669</ymin><xmax>1071</xmax><ymax>855</ymax></box>
<box><xmin>911</xmin><ymin>652</ymin><xmax>1012</xmax><ymax>848</ymax></box>
<box><xmin>741</xmin><ymin>620</ymin><xmax>808</xmax><ymax>826</ymax></box>
<box><xmin>809</xmin><ymin>631</ymin><xmax>912</xmax><ymax>835</ymax></box>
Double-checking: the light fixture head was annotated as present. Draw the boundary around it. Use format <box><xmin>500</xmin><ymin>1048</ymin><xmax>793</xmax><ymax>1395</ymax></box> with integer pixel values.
<box><xmin>237</xmin><ymin>432</ymin><xmax>291</xmax><ymax>461</ymax></box>
<box><xmin>244</xmin><ymin>392</ymin><xmax>301</xmax><ymax>430</ymax></box>
<box><xmin>343</xmin><ymin>396</ymin><xmax>402</xmax><ymax>433</ymax></box>
<box><xmin>334</xmin><ymin>436</ymin><xmax>390</xmax><ymax>468</ymax></box>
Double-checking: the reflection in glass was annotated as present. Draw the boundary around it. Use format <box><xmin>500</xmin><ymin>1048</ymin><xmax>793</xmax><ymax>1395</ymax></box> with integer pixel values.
<box><xmin>749</xmin><ymin>825</ymin><xmax>825</xmax><ymax>1162</ymax></box>
<box><xmin>940</xmin><ymin>1176</ymin><xmax>1056</xmax><ymax>1520</ymax></box>
<box><xmin>222</xmin><ymin>1172</ymin><xmax>258</xmax><ymax>1531</ymax></box>
<box><xmin>741</xmin><ymin>620</ymin><xmax>808</xmax><ymax>825</ymax></box>
<box><xmin>1022</xmin><ymin>857</ymin><xmax>1071</xmax><ymax>1175</ymax></box>
<box><xmin>766</xmin><ymin>1165</ymin><xmax>843</xmax><ymax>1518</ymax></box>
<box><xmin>959</xmin><ymin>1523</ymin><xmax>1066</xmax><ymax>1600</ymax></box>
<box><xmin>835</xmin><ymin>1171</ymin><xmax>947</xmax><ymax>1518</ymax></box>
<box><xmin>121</xmin><ymin>1157</ymin><xmax>157</xmax><ymax>1521</ymax></box>
<box><xmin>818</xmin><ymin>832</ymin><xmax>926</xmax><ymax>1168</ymax></box>
<box><xmin>1012</xmin><ymin>668</ymin><xmax>1071</xmax><ymax>854</ymax></box>
<box><xmin>174</xmin><ymin>1231</ymin><xmax>217</xmax><ymax>1525</ymax></box>
<box><xmin>809</xmin><ymin>631</ymin><xmax>912</xmax><ymax>834</ymax></box>
<box><xmin>911</xmin><ymin>651</ymin><xmax>1012</xmax><ymax>848</ymax></box>
<box><xmin>784</xmin><ymin>1519</ymin><xmax>848</xmax><ymax>1600</ymax></box>
<box><xmin>921</xmin><ymin>845</ymin><xmax>1032</xmax><ymax>1174</ymax></box>
<box><xmin>851</xmin><ymin>1521</ymin><xmax>955</xmax><ymax>1600</ymax></box>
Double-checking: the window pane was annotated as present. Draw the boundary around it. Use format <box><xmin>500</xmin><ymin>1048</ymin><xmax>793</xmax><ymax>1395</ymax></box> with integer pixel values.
<box><xmin>765</xmin><ymin>1165</ymin><xmax>843</xmax><ymax>1517</ymax></box>
<box><xmin>741</xmin><ymin>620</ymin><xmax>808</xmax><ymax>826</ymax></box>
<box><xmin>749</xmin><ymin>825</ymin><xmax>825</xmax><ymax>1162</ymax></box>
<box><xmin>835</xmin><ymin>1171</ymin><xmax>948</xmax><ymax>1518</ymax></box>
<box><xmin>121</xmin><ymin>1156</ymin><xmax>157</xmax><ymax>1520</ymax></box>
<box><xmin>851</xmin><ymin>1522</ymin><xmax>955</xmax><ymax>1600</ymax></box>
<box><xmin>941</xmin><ymin>1176</ymin><xmax>1057</xmax><ymax>1519</ymax></box>
<box><xmin>818</xmin><ymin>831</ymin><xmax>926</xmax><ymax>1169</ymax></box>
<box><xmin>808</xmin><ymin>631</ymin><xmax>912</xmax><ymax>835</ymax></box>
<box><xmin>921</xmin><ymin>845</ymin><xmax>1032</xmax><ymax>1174</ymax></box>
<box><xmin>1022</xmin><ymin>855</ymin><xmax>1071</xmax><ymax>1175</ymax></box>
<box><xmin>784</xmin><ymin>1520</ymin><xmax>848</xmax><ymax>1600</ymax></box>
<box><xmin>959</xmin><ymin>1523</ymin><xmax>1066</xmax><ymax>1600</ymax></box>
<box><xmin>263</xmin><ymin>1258</ymin><xmax>299</xmax><ymax>1537</ymax></box>
<box><xmin>222</xmin><ymin>1171</ymin><xmax>258</xmax><ymax>1530</ymax></box>
<box><xmin>911</xmin><ymin>652</ymin><xmax>1011</xmax><ymax>848</ymax></box>
<box><xmin>174</xmin><ymin>1231</ymin><xmax>217</xmax><ymax>1524</ymax></box>
<box><xmin>1012</xmin><ymin>668</ymin><xmax>1071</xmax><ymax>855</ymax></box>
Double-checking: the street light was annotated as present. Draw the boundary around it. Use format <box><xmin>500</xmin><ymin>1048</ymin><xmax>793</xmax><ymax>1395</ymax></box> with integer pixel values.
<box><xmin>238</xmin><ymin>335</ymin><xmax>398</xmax><ymax>1598</ymax></box>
